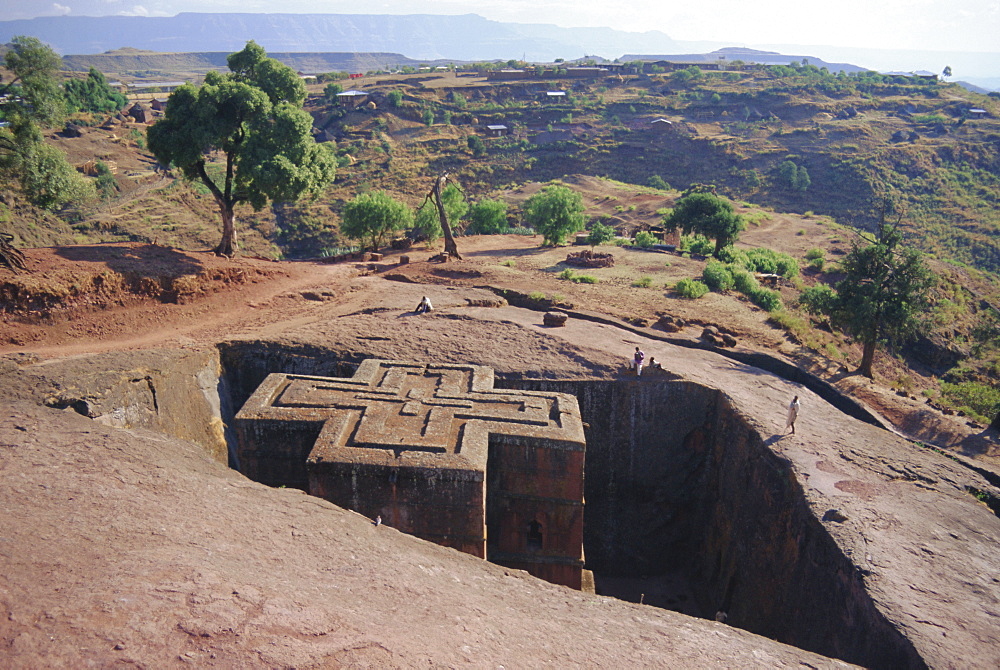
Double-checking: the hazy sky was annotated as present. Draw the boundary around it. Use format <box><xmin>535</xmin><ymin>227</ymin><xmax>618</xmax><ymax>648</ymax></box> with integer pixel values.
<box><xmin>2</xmin><ymin>0</ymin><xmax>998</xmax><ymax>54</ymax></box>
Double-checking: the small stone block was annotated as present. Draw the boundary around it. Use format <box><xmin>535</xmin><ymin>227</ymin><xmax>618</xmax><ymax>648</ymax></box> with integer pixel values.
<box><xmin>544</xmin><ymin>311</ymin><xmax>568</xmax><ymax>327</ymax></box>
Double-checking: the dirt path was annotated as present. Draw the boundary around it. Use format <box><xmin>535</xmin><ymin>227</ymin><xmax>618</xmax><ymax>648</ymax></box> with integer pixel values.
<box><xmin>2</xmin><ymin>237</ymin><xmax>996</xmax><ymax>461</ymax></box>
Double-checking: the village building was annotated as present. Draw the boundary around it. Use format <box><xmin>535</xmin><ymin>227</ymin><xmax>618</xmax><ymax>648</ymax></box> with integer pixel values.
<box><xmin>336</xmin><ymin>90</ymin><xmax>370</xmax><ymax>108</ymax></box>
<box><xmin>235</xmin><ymin>360</ymin><xmax>589</xmax><ymax>590</ymax></box>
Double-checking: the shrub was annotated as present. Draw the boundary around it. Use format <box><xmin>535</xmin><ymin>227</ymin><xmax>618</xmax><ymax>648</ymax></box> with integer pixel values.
<box><xmin>749</xmin><ymin>287</ymin><xmax>782</xmax><ymax>312</ymax></box>
<box><xmin>809</xmin><ymin>257</ymin><xmax>825</xmax><ymax>271</ymax></box>
<box><xmin>467</xmin><ymin>135</ymin><xmax>486</xmax><ymax>157</ymax></box>
<box><xmin>774</xmin><ymin>256</ymin><xmax>800</xmax><ymax>278</ymax></box>
<box><xmin>716</xmin><ymin>245</ymin><xmax>747</xmax><ymax>265</ymax></box>
<box><xmin>680</xmin><ymin>234</ymin><xmax>714</xmax><ymax>255</ymax></box>
<box><xmin>500</xmin><ymin>259</ymin><xmax>516</xmax><ymax>267</ymax></box>
<box><xmin>574</xmin><ymin>274</ymin><xmax>599</xmax><ymax>284</ymax></box>
<box><xmin>805</xmin><ymin>248</ymin><xmax>825</xmax><ymax>260</ymax></box>
<box><xmin>558</xmin><ymin>268</ymin><xmax>576</xmax><ymax>280</ymax></box>
<box><xmin>675</xmin><ymin>278</ymin><xmax>709</xmax><ymax>299</ymax></box>
<box><xmin>634</xmin><ymin>230</ymin><xmax>657</xmax><ymax>247</ymax></box>
<box><xmin>939</xmin><ymin>381</ymin><xmax>1000</xmax><ymax>424</ymax></box>
<box><xmin>633</xmin><ymin>276</ymin><xmax>653</xmax><ymax>288</ymax></box>
<box><xmin>732</xmin><ymin>268</ymin><xmax>759</xmax><ymax>294</ymax></box>
<box><xmin>702</xmin><ymin>260</ymin><xmax>735</xmax><ymax>291</ymax></box>
<box><xmin>528</xmin><ymin>291</ymin><xmax>546</xmax><ymax>301</ymax></box>
<box><xmin>799</xmin><ymin>284</ymin><xmax>838</xmax><ymax>315</ymax></box>
<box><xmin>647</xmin><ymin>175</ymin><xmax>669</xmax><ymax>190</ymax></box>
<box><xmin>587</xmin><ymin>222</ymin><xmax>616</xmax><ymax>246</ymax></box>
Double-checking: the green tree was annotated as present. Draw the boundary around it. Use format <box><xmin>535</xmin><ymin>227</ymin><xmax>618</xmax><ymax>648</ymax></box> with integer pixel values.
<box><xmin>323</xmin><ymin>82</ymin><xmax>343</xmax><ymax>103</ymax></box>
<box><xmin>386</xmin><ymin>90</ymin><xmax>403</xmax><ymax>107</ymax></box>
<box><xmin>1</xmin><ymin>36</ymin><xmax>65</xmax><ymax>127</ymax></box>
<box><xmin>94</xmin><ymin>160</ymin><xmax>118</xmax><ymax>200</ymax></box>
<box><xmin>16</xmin><ymin>132</ymin><xmax>95</xmax><ymax>209</ymax></box>
<box><xmin>523</xmin><ymin>184</ymin><xmax>586</xmax><ymax>246</ymax></box>
<box><xmin>415</xmin><ymin>182</ymin><xmax>466</xmax><ymax>242</ymax></box>
<box><xmin>943</xmin><ymin>66</ymin><xmax>952</xmax><ymax>78</ymax></box>
<box><xmin>587</xmin><ymin>222</ymin><xmax>616</xmax><ymax>247</ymax></box>
<box><xmin>147</xmin><ymin>41</ymin><xmax>336</xmax><ymax>256</ymax></box>
<box><xmin>340</xmin><ymin>190</ymin><xmax>413</xmax><ymax>251</ymax></box>
<box><xmin>467</xmin><ymin>199</ymin><xmax>509</xmax><ymax>235</ymax></box>
<box><xmin>64</xmin><ymin>67</ymin><xmax>127</xmax><ymax>113</ymax></box>
<box><xmin>467</xmin><ymin>135</ymin><xmax>485</xmax><ymax>157</ymax></box>
<box><xmin>647</xmin><ymin>175</ymin><xmax>669</xmax><ymax>190</ymax></box>
<box><xmin>663</xmin><ymin>192</ymin><xmax>746</xmax><ymax>258</ymax></box>
<box><xmin>778</xmin><ymin>160</ymin><xmax>811</xmax><ymax>192</ymax></box>
<box><xmin>0</xmin><ymin>36</ymin><xmax>93</xmax><ymax>210</ymax></box>
<box><xmin>422</xmin><ymin>108</ymin><xmax>435</xmax><ymax>126</ymax></box>
<box><xmin>830</xmin><ymin>219</ymin><xmax>934</xmax><ymax>378</ymax></box>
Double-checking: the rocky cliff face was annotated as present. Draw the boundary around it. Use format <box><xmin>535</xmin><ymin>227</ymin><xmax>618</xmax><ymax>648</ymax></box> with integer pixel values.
<box><xmin>1</xmin><ymin>335</ymin><xmax>998</xmax><ymax>668</ymax></box>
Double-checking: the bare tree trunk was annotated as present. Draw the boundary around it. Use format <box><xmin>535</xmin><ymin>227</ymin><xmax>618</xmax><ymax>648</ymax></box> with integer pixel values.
<box><xmin>858</xmin><ymin>339</ymin><xmax>877</xmax><ymax>379</ymax></box>
<box><xmin>196</xmin><ymin>160</ymin><xmax>239</xmax><ymax>257</ymax></box>
<box><xmin>214</xmin><ymin>203</ymin><xmax>238</xmax><ymax>257</ymax></box>
<box><xmin>432</xmin><ymin>173</ymin><xmax>462</xmax><ymax>260</ymax></box>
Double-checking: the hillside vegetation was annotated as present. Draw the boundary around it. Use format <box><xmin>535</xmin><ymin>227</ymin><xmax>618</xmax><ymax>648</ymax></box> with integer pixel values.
<box><xmin>2</xmin><ymin>56</ymin><xmax>999</xmax><ymax>422</ymax></box>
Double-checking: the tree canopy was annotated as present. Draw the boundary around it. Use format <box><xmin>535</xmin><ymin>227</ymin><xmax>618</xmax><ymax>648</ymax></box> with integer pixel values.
<box><xmin>829</xmin><ymin>220</ymin><xmax>934</xmax><ymax>378</ymax></box>
<box><xmin>466</xmin><ymin>199</ymin><xmax>509</xmax><ymax>235</ymax></box>
<box><xmin>64</xmin><ymin>67</ymin><xmax>127</xmax><ymax>114</ymax></box>
<box><xmin>147</xmin><ymin>41</ymin><xmax>336</xmax><ymax>256</ymax></box>
<box><xmin>0</xmin><ymin>36</ymin><xmax>93</xmax><ymax>210</ymax></box>
<box><xmin>523</xmin><ymin>184</ymin><xmax>586</xmax><ymax>246</ymax></box>
<box><xmin>662</xmin><ymin>191</ymin><xmax>746</xmax><ymax>258</ymax></box>
<box><xmin>340</xmin><ymin>190</ymin><xmax>413</xmax><ymax>251</ymax></box>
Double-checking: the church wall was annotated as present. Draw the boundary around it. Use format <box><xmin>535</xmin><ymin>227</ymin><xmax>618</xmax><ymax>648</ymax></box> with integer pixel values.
<box><xmin>309</xmin><ymin>462</ymin><xmax>487</xmax><ymax>557</ymax></box>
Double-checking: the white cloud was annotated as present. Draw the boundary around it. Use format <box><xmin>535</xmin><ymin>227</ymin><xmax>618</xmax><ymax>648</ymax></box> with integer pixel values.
<box><xmin>118</xmin><ymin>4</ymin><xmax>150</xmax><ymax>15</ymax></box>
<box><xmin>52</xmin><ymin>2</ymin><xmax>72</xmax><ymax>14</ymax></box>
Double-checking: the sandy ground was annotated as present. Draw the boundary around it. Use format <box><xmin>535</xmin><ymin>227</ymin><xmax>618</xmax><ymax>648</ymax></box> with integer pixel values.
<box><xmin>2</xmin><ymin>237</ymin><xmax>1000</xmax><ymax>668</ymax></box>
<box><xmin>3</xmin><ymin>235</ymin><xmax>993</xmax><ymax>460</ymax></box>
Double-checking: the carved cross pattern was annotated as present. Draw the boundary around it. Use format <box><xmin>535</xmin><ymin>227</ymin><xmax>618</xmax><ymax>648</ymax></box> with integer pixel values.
<box><xmin>238</xmin><ymin>360</ymin><xmax>585</xmax><ymax>470</ymax></box>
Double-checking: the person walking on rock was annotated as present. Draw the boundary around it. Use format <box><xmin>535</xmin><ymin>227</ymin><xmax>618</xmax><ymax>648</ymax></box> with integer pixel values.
<box><xmin>633</xmin><ymin>347</ymin><xmax>645</xmax><ymax>377</ymax></box>
<box><xmin>785</xmin><ymin>395</ymin><xmax>800</xmax><ymax>434</ymax></box>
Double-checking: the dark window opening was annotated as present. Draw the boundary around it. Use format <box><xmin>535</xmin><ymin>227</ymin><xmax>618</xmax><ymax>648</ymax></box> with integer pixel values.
<box><xmin>527</xmin><ymin>520</ymin><xmax>543</xmax><ymax>550</ymax></box>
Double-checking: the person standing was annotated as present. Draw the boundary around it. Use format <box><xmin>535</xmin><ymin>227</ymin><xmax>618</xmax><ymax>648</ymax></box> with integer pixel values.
<box><xmin>633</xmin><ymin>347</ymin><xmax>645</xmax><ymax>376</ymax></box>
<box><xmin>785</xmin><ymin>395</ymin><xmax>800</xmax><ymax>434</ymax></box>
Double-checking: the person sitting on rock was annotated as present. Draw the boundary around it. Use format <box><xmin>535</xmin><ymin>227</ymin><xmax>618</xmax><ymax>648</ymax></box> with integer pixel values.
<box><xmin>648</xmin><ymin>357</ymin><xmax>662</xmax><ymax>372</ymax></box>
<box><xmin>415</xmin><ymin>296</ymin><xmax>433</xmax><ymax>314</ymax></box>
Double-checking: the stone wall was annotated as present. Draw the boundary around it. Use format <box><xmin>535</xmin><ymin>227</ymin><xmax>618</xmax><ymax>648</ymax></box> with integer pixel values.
<box><xmin>507</xmin><ymin>378</ymin><xmax>922</xmax><ymax>669</ymax></box>
<box><xmin>0</xmin><ymin>348</ymin><xmax>228</xmax><ymax>463</ymax></box>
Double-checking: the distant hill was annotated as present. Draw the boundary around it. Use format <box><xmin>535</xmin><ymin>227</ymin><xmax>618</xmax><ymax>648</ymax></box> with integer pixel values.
<box><xmin>0</xmin><ymin>12</ymin><xmax>682</xmax><ymax>62</ymax></box>
<box><xmin>621</xmin><ymin>48</ymin><xmax>868</xmax><ymax>74</ymax></box>
<box><xmin>60</xmin><ymin>50</ymin><xmax>429</xmax><ymax>78</ymax></box>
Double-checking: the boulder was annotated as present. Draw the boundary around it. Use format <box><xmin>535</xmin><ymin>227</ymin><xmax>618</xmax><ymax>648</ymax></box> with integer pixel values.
<box><xmin>544</xmin><ymin>311</ymin><xmax>568</xmax><ymax>327</ymax></box>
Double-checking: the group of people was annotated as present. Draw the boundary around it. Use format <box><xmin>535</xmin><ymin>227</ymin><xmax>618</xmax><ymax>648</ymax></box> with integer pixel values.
<box><xmin>630</xmin><ymin>347</ymin><xmax>801</xmax><ymax>435</ymax></box>
<box><xmin>631</xmin><ymin>347</ymin><xmax>662</xmax><ymax>377</ymax></box>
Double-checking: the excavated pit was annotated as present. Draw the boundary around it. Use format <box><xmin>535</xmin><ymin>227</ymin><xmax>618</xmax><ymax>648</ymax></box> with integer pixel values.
<box><xmin>217</xmin><ymin>341</ymin><xmax>922</xmax><ymax>669</ymax></box>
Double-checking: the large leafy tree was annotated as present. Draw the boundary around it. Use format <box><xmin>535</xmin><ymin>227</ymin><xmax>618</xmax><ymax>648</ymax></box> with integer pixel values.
<box><xmin>147</xmin><ymin>41</ymin><xmax>336</xmax><ymax>256</ymax></box>
<box><xmin>64</xmin><ymin>67</ymin><xmax>127</xmax><ymax>113</ymax></box>
<box><xmin>831</xmin><ymin>220</ymin><xmax>934</xmax><ymax>379</ymax></box>
<box><xmin>663</xmin><ymin>191</ymin><xmax>746</xmax><ymax>258</ymax></box>
<box><xmin>340</xmin><ymin>190</ymin><xmax>413</xmax><ymax>251</ymax></box>
<box><xmin>467</xmin><ymin>199</ymin><xmax>509</xmax><ymax>235</ymax></box>
<box><xmin>0</xmin><ymin>36</ymin><xmax>92</xmax><ymax>210</ymax></box>
<box><xmin>523</xmin><ymin>184</ymin><xmax>586</xmax><ymax>245</ymax></box>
